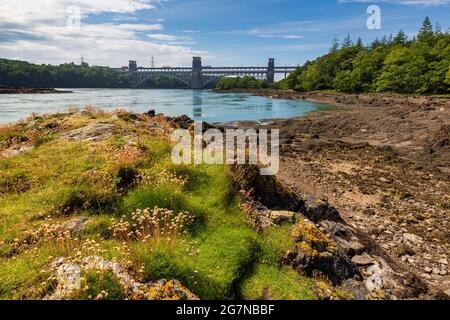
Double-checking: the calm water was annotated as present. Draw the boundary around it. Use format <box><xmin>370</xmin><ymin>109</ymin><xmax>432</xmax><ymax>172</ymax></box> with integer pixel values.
<box><xmin>0</xmin><ymin>89</ymin><xmax>327</xmax><ymax>124</ymax></box>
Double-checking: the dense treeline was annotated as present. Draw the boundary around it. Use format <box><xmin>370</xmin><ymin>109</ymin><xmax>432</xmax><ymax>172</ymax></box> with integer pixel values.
<box><xmin>216</xmin><ymin>76</ymin><xmax>271</xmax><ymax>90</ymax></box>
<box><xmin>0</xmin><ymin>60</ymin><xmax>131</xmax><ymax>88</ymax></box>
<box><xmin>279</xmin><ymin>17</ymin><xmax>450</xmax><ymax>94</ymax></box>
<box><xmin>0</xmin><ymin>59</ymin><xmax>189</xmax><ymax>89</ymax></box>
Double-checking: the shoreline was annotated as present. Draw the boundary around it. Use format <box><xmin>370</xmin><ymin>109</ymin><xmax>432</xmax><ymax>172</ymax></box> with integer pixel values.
<box><xmin>227</xmin><ymin>89</ymin><xmax>450</xmax><ymax>297</ymax></box>
<box><xmin>0</xmin><ymin>87</ymin><xmax>72</xmax><ymax>94</ymax></box>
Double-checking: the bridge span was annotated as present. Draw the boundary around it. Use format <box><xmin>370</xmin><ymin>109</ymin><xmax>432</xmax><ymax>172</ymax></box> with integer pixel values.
<box><xmin>114</xmin><ymin>57</ymin><xmax>297</xmax><ymax>89</ymax></box>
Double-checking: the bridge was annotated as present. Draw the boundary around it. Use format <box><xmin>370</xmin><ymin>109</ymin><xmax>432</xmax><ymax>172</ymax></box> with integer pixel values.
<box><xmin>114</xmin><ymin>57</ymin><xmax>297</xmax><ymax>89</ymax></box>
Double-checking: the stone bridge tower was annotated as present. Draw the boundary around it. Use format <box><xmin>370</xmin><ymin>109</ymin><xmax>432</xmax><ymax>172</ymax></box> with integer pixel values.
<box><xmin>191</xmin><ymin>57</ymin><xmax>203</xmax><ymax>89</ymax></box>
<box><xmin>267</xmin><ymin>58</ymin><xmax>275</xmax><ymax>83</ymax></box>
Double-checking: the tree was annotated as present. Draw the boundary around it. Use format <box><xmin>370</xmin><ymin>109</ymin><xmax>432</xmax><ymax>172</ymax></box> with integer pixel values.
<box><xmin>418</xmin><ymin>16</ymin><xmax>434</xmax><ymax>43</ymax></box>
<box><xmin>435</xmin><ymin>22</ymin><xmax>442</xmax><ymax>34</ymax></box>
<box><xmin>356</xmin><ymin>37</ymin><xmax>364</xmax><ymax>48</ymax></box>
<box><xmin>393</xmin><ymin>30</ymin><xmax>408</xmax><ymax>46</ymax></box>
<box><xmin>341</xmin><ymin>34</ymin><xmax>353</xmax><ymax>48</ymax></box>
<box><xmin>370</xmin><ymin>37</ymin><xmax>381</xmax><ymax>49</ymax></box>
<box><xmin>374</xmin><ymin>47</ymin><xmax>427</xmax><ymax>93</ymax></box>
<box><xmin>445</xmin><ymin>67</ymin><xmax>450</xmax><ymax>87</ymax></box>
<box><xmin>330</xmin><ymin>37</ymin><xmax>339</xmax><ymax>52</ymax></box>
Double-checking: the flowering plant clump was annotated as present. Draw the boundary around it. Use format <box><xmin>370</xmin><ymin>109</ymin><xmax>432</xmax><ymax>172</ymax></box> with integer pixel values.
<box><xmin>112</xmin><ymin>145</ymin><xmax>143</xmax><ymax>167</ymax></box>
<box><xmin>111</xmin><ymin>207</ymin><xmax>194</xmax><ymax>247</ymax></box>
<box><xmin>137</xmin><ymin>169</ymin><xmax>188</xmax><ymax>188</ymax></box>
<box><xmin>15</xmin><ymin>220</ymin><xmax>73</xmax><ymax>252</ymax></box>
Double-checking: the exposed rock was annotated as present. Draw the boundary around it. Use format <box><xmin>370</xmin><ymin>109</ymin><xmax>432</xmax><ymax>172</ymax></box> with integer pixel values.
<box><xmin>53</xmin><ymin>262</ymin><xmax>81</xmax><ymax>300</ymax></box>
<box><xmin>303</xmin><ymin>196</ymin><xmax>343</xmax><ymax>223</ymax></box>
<box><xmin>402</xmin><ymin>233</ymin><xmax>422</xmax><ymax>244</ymax></box>
<box><xmin>285</xmin><ymin>219</ymin><xmax>362</xmax><ymax>285</ymax></box>
<box><xmin>65</xmin><ymin>217</ymin><xmax>89</xmax><ymax>234</ymax></box>
<box><xmin>352</xmin><ymin>254</ymin><xmax>374</xmax><ymax>266</ymax></box>
<box><xmin>0</xmin><ymin>144</ymin><xmax>34</xmax><ymax>159</ymax></box>
<box><xmin>319</xmin><ymin>220</ymin><xmax>367</xmax><ymax>257</ymax></box>
<box><xmin>47</xmin><ymin>256</ymin><xmax>198</xmax><ymax>300</ymax></box>
<box><xmin>241</xmin><ymin>201</ymin><xmax>297</xmax><ymax>231</ymax></box>
<box><xmin>145</xmin><ymin>110</ymin><xmax>156</xmax><ymax>117</ymax></box>
<box><xmin>60</xmin><ymin>122</ymin><xmax>118</xmax><ymax>141</ymax></box>
<box><xmin>312</xmin><ymin>281</ymin><xmax>352</xmax><ymax>300</ymax></box>
<box><xmin>166</xmin><ymin>114</ymin><xmax>194</xmax><ymax>130</ymax></box>
<box><xmin>340</xmin><ymin>279</ymin><xmax>369</xmax><ymax>300</ymax></box>
<box><xmin>392</xmin><ymin>243</ymin><xmax>416</xmax><ymax>257</ymax></box>
<box><xmin>269</xmin><ymin>211</ymin><xmax>296</xmax><ymax>224</ymax></box>
<box><xmin>233</xmin><ymin>164</ymin><xmax>302</xmax><ymax>211</ymax></box>
<box><xmin>366</xmin><ymin>264</ymin><xmax>383</xmax><ymax>292</ymax></box>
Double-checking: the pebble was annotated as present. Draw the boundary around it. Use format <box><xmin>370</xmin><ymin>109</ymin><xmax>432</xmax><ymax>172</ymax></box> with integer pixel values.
<box><xmin>432</xmin><ymin>268</ymin><xmax>441</xmax><ymax>275</ymax></box>
<box><xmin>424</xmin><ymin>267</ymin><xmax>433</xmax><ymax>273</ymax></box>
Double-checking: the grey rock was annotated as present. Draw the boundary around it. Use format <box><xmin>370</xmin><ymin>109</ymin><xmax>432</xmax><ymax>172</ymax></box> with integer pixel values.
<box><xmin>340</xmin><ymin>279</ymin><xmax>369</xmax><ymax>300</ymax></box>
<box><xmin>66</xmin><ymin>217</ymin><xmax>89</xmax><ymax>233</ymax></box>
<box><xmin>269</xmin><ymin>211</ymin><xmax>296</xmax><ymax>224</ymax></box>
<box><xmin>289</xmin><ymin>247</ymin><xmax>362</xmax><ymax>285</ymax></box>
<box><xmin>366</xmin><ymin>264</ymin><xmax>383</xmax><ymax>291</ymax></box>
<box><xmin>352</xmin><ymin>254</ymin><xmax>374</xmax><ymax>266</ymax></box>
<box><xmin>403</xmin><ymin>233</ymin><xmax>422</xmax><ymax>244</ymax></box>
<box><xmin>60</xmin><ymin>122</ymin><xmax>118</xmax><ymax>141</ymax></box>
<box><xmin>424</xmin><ymin>267</ymin><xmax>433</xmax><ymax>274</ymax></box>
<box><xmin>304</xmin><ymin>196</ymin><xmax>343</xmax><ymax>223</ymax></box>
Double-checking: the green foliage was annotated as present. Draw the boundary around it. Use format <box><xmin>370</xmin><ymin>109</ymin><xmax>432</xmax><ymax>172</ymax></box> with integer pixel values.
<box><xmin>0</xmin><ymin>60</ymin><xmax>130</xmax><ymax>88</ymax></box>
<box><xmin>241</xmin><ymin>265</ymin><xmax>316</xmax><ymax>300</ymax></box>
<box><xmin>74</xmin><ymin>271</ymin><xmax>125</xmax><ymax>300</ymax></box>
<box><xmin>0</xmin><ymin>60</ymin><xmax>189</xmax><ymax>89</ymax></box>
<box><xmin>446</xmin><ymin>66</ymin><xmax>450</xmax><ymax>86</ymax></box>
<box><xmin>216</xmin><ymin>76</ymin><xmax>269</xmax><ymax>90</ymax></box>
<box><xmin>282</xmin><ymin>17</ymin><xmax>450</xmax><ymax>94</ymax></box>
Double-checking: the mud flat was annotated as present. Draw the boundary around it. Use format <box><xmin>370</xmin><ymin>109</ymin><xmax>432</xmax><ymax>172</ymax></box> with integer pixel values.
<box><xmin>231</xmin><ymin>90</ymin><xmax>450</xmax><ymax>298</ymax></box>
<box><xmin>0</xmin><ymin>87</ymin><xmax>71</xmax><ymax>94</ymax></box>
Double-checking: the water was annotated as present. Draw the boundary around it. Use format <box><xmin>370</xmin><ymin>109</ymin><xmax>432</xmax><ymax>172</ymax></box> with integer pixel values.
<box><xmin>0</xmin><ymin>89</ymin><xmax>328</xmax><ymax>124</ymax></box>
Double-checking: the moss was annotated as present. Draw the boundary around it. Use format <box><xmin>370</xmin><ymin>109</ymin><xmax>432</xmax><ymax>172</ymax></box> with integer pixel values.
<box><xmin>312</xmin><ymin>281</ymin><xmax>353</xmax><ymax>300</ymax></box>
<box><xmin>241</xmin><ymin>265</ymin><xmax>317</xmax><ymax>300</ymax></box>
<box><xmin>291</xmin><ymin>220</ymin><xmax>335</xmax><ymax>253</ymax></box>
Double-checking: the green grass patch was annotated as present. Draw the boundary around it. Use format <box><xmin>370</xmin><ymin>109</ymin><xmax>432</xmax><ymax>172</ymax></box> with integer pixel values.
<box><xmin>241</xmin><ymin>264</ymin><xmax>317</xmax><ymax>300</ymax></box>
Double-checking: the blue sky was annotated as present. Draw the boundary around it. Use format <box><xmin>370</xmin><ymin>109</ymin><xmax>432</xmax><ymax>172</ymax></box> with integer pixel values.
<box><xmin>0</xmin><ymin>0</ymin><xmax>449</xmax><ymax>68</ymax></box>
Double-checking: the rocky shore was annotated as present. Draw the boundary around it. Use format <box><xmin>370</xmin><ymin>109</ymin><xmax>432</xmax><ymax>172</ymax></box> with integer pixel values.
<box><xmin>0</xmin><ymin>86</ymin><xmax>70</xmax><ymax>94</ymax></box>
<box><xmin>228</xmin><ymin>90</ymin><xmax>450</xmax><ymax>299</ymax></box>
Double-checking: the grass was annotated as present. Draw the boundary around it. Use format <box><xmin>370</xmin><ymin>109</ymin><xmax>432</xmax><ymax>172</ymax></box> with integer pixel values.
<box><xmin>0</xmin><ymin>110</ymin><xmax>318</xmax><ymax>300</ymax></box>
<box><xmin>241</xmin><ymin>265</ymin><xmax>317</xmax><ymax>300</ymax></box>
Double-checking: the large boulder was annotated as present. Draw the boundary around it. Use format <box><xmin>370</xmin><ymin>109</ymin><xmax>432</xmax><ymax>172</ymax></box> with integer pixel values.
<box><xmin>233</xmin><ymin>164</ymin><xmax>303</xmax><ymax>211</ymax></box>
<box><xmin>303</xmin><ymin>196</ymin><xmax>343</xmax><ymax>223</ymax></box>
<box><xmin>60</xmin><ymin>122</ymin><xmax>118</xmax><ymax>141</ymax></box>
<box><xmin>285</xmin><ymin>219</ymin><xmax>362</xmax><ymax>285</ymax></box>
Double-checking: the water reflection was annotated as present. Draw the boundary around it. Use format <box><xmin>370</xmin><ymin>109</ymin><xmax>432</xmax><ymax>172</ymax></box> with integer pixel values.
<box><xmin>192</xmin><ymin>91</ymin><xmax>203</xmax><ymax>119</ymax></box>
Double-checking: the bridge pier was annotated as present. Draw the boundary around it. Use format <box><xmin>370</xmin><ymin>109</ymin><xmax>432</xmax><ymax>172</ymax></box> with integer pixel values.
<box><xmin>267</xmin><ymin>58</ymin><xmax>275</xmax><ymax>84</ymax></box>
<box><xmin>190</xmin><ymin>57</ymin><xmax>203</xmax><ymax>89</ymax></box>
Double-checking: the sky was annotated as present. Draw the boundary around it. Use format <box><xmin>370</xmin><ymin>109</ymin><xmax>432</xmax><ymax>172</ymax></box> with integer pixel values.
<box><xmin>0</xmin><ymin>0</ymin><xmax>449</xmax><ymax>68</ymax></box>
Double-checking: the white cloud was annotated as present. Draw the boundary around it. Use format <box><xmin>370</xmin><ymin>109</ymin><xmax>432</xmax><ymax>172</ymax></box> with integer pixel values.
<box><xmin>0</xmin><ymin>0</ymin><xmax>206</xmax><ymax>67</ymax></box>
<box><xmin>147</xmin><ymin>34</ymin><xmax>192</xmax><ymax>41</ymax></box>
<box><xmin>257</xmin><ymin>35</ymin><xmax>304</xmax><ymax>39</ymax></box>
